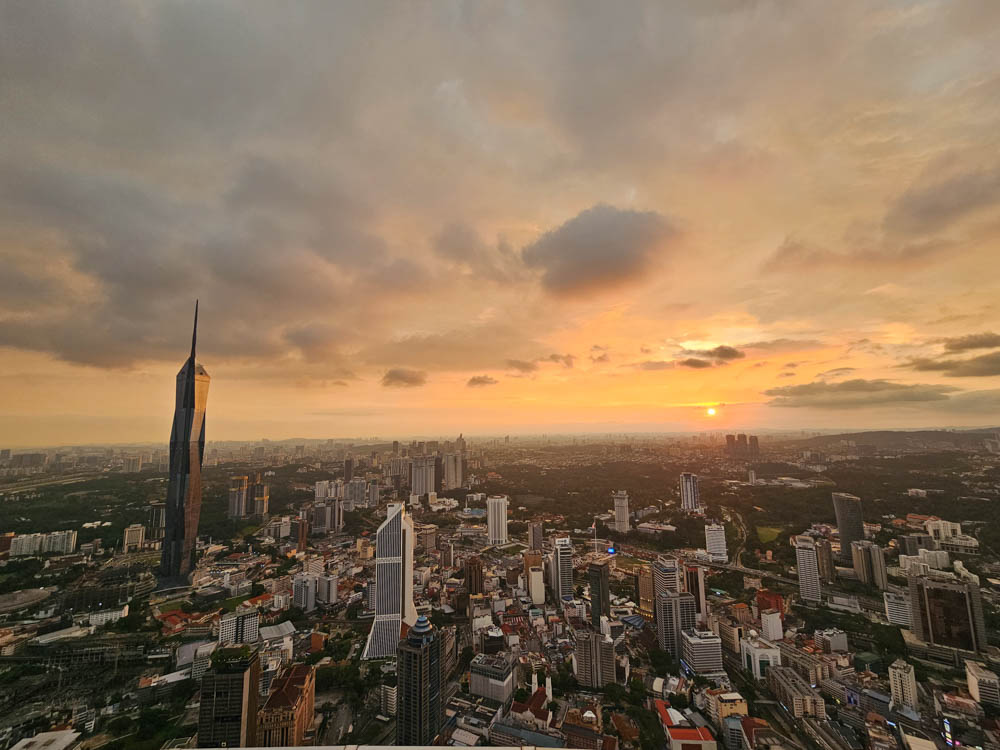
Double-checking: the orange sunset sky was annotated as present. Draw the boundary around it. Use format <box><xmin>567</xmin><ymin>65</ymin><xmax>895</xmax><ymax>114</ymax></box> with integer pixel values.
<box><xmin>2</xmin><ymin>1</ymin><xmax>999</xmax><ymax>446</ymax></box>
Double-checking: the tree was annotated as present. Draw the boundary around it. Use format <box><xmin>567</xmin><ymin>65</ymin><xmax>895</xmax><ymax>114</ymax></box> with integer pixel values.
<box><xmin>603</xmin><ymin>683</ymin><xmax>627</xmax><ymax>705</ymax></box>
<box><xmin>668</xmin><ymin>691</ymin><xmax>689</xmax><ymax>709</ymax></box>
<box><xmin>514</xmin><ymin>687</ymin><xmax>530</xmax><ymax>703</ymax></box>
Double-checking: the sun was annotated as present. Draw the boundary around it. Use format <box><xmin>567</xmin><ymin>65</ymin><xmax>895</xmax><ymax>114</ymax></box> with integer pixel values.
<box><xmin>706</xmin><ymin>407</ymin><xmax>717</xmax><ymax>416</ymax></box>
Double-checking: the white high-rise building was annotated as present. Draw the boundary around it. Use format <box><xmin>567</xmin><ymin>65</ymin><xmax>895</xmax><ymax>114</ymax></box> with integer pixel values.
<box><xmin>317</xmin><ymin>574</ymin><xmax>338</xmax><ymax>604</ymax></box>
<box><xmin>653</xmin><ymin>555</ymin><xmax>682</xmax><ymax>598</ymax></box>
<box><xmin>613</xmin><ymin>490</ymin><xmax>630</xmax><ymax>533</ymax></box>
<box><xmin>293</xmin><ymin>574</ymin><xmax>317</xmax><ymax>613</ymax></box>
<box><xmin>795</xmin><ymin>536</ymin><xmax>822</xmax><ymax>603</ymax></box>
<box><xmin>487</xmin><ymin>495</ymin><xmax>509</xmax><ymax>546</ymax></box>
<box><xmin>552</xmin><ymin>537</ymin><xmax>574</xmax><ymax>601</ymax></box>
<box><xmin>966</xmin><ymin>661</ymin><xmax>1000</xmax><ymax>709</ymax></box>
<box><xmin>443</xmin><ymin>453</ymin><xmax>463</xmax><ymax>490</ymax></box>
<box><xmin>705</xmin><ymin>522</ymin><xmax>728</xmax><ymax>563</ymax></box>
<box><xmin>681</xmin><ymin>629</ymin><xmax>724</xmax><ymax>675</ymax></box>
<box><xmin>362</xmin><ymin>503</ymin><xmax>417</xmax><ymax>659</ymax></box>
<box><xmin>760</xmin><ymin>609</ymin><xmax>783</xmax><ymax>642</ymax></box>
<box><xmin>529</xmin><ymin>566</ymin><xmax>545</xmax><ymax>606</ymax></box>
<box><xmin>123</xmin><ymin>523</ymin><xmax>145</xmax><ymax>552</ymax></box>
<box><xmin>411</xmin><ymin>456</ymin><xmax>437</xmax><ymax>496</ymax></box>
<box><xmin>680</xmin><ymin>472</ymin><xmax>701</xmax><ymax>513</ymax></box>
<box><xmin>884</xmin><ymin>591</ymin><xmax>911</xmax><ymax>627</ymax></box>
<box><xmin>889</xmin><ymin>659</ymin><xmax>919</xmax><ymax>712</ymax></box>
<box><xmin>218</xmin><ymin>610</ymin><xmax>259</xmax><ymax>644</ymax></box>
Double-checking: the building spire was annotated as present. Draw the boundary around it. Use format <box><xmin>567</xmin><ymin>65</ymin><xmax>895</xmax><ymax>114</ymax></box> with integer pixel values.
<box><xmin>191</xmin><ymin>300</ymin><xmax>199</xmax><ymax>361</ymax></box>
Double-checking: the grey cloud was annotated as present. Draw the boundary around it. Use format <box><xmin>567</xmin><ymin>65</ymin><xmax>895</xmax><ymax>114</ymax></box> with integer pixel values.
<box><xmin>941</xmin><ymin>332</ymin><xmax>1000</xmax><ymax>352</ymax></box>
<box><xmin>906</xmin><ymin>352</ymin><xmax>1000</xmax><ymax>377</ymax></box>
<box><xmin>777</xmin><ymin>372</ymin><xmax>796</xmax><ymax>378</ymax></box>
<box><xmin>432</xmin><ymin>222</ymin><xmax>521</xmax><ymax>282</ymax></box>
<box><xmin>679</xmin><ymin>358</ymin><xmax>714</xmax><ymax>369</ymax></box>
<box><xmin>764</xmin><ymin>379</ymin><xmax>958</xmax><ymax>409</ymax></box>
<box><xmin>591</xmin><ymin>353</ymin><xmax>610</xmax><ymax>363</ymax></box>
<box><xmin>545</xmin><ymin>353</ymin><xmax>576</xmax><ymax>368</ymax></box>
<box><xmin>682</xmin><ymin>345</ymin><xmax>745</xmax><ymax>361</ymax></box>
<box><xmin>381</xmin><ymin>368</ymin><xmax>427</xmax><ymax>387</ymax></box>
<box><xmin>637</xmin><ymin>361</ymin><xmax>675</xmax><ymax>371</ymax></box>
<box><xmin>521</xmin><ymin>204</ymin><xmax>677</xmax><ymax>295</ymax></box>
<box><xmin>744</xmin><ymin>338</ymin><xmax>825</xmax><ymax>352</ymax></box>
<box><xmin>885</xmin><ymin>165</ymin><xmax>1000</xmax><ymax>235</ymax></box>
<box><xmin>783</xmin><ymin>362</ymin><xmax>799</xmax><ymax>368</ymax></box>
<box><xmin>817</xmin><ymin>367</ymin><xmax>856</xmax><ymax>379</ymax></box>
<box><xmin>762</xmin><ymin>238</ymin><xmax>951</xmax><ymax>274</ymax></box>
<box><xmin>506</xmin><ymin>359</ymin><xmax>539</xmax><ymax>373</ymax></box>
<box><xmin>467</xmin><ymin>375</ymin><xmax>499</xmax><ymax>387</ymax></box>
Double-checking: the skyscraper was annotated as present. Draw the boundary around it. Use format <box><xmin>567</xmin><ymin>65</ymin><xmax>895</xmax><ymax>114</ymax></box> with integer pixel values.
<box><xmin>160</xmin><ymin>303</ymin><xmax>210</xmax><ymax>581</ymax></box>
<box><xmin>888</xmin><ymin>659</ymin><xmax>918</xmax><ymax>712</ymax></box>
<box><xmin>637</xmin><ymin>565</ymin><xmax>655</xmax><ymax>621</ymax></box>
<box><xmin>228</xmin><ymin>475</ymin><xmax>249</xmax><ymax>518</ymax></box>
<box><xmin>588</xmin><ymin>560</ymin><xmax>610</xmax><ymax>627</ymax></box>
<box><xmin>487</xmin><ymin>494</ymin><xmax>509</xmax><ymax>546</ymax></box>
<box><xmin>656</xmin><ymin>591</ymin><xmax>696</xmax><ymax>656</ymax></box>
<box><xmin>653</xmin><ymin>555</ymin><xmax>682</xmax><ymax>600</ymax></box>
<box><xmin>795</xmin><ymin>536</ymin><xmax>822</xmax><ymax>603</ymax></box>
<box><xmin>613</xmin><ymin>490</ymin><xmax>630</xmax><ymax>533</ymax></box>
<box><xmin>396</xmin><ymin>616</ymin><xmax>443</xmax><ymax>746</ymax></box>
<box><xmin>198</xmin><ymin>646</ymin><xmax>260</xmax><ymax>748</ymax></box>
<box><xmin>363</xmin><ymin>503</ymin><xmax>417</xmax><ymax>659</ymax></box>
<box><xmin>684</xmin><ymin>564</ymin><xmax>707</xmax><ymax>623</ymax></box>
<box><xmin>705</xmin><ymin>522</ymin><xmax>728</xmax><ymax>562</ymax></box>
<box><xmin>465</xmin><ymin>556</ymin><xmax>484</xmax><ymax>596</ymax></box>
<box><xmin>679</xmin><ymin>472</ymin><xmax>701</xmax><ymax>513</ymax></box>
<box><xmin>815</xmin><ymin>538</ymin><xmax>836</xmax><ymax>582</ymax></box>
<box><xmin>832</xmin><ymin>492</ymin><xmax>864</xmax><ymax>561</ymax></box>
<box><xmin>575</xmin><ymin>630</ymin><xmax>617</xmax><ymax>689</ymax></box>
<box><xmin>528</xmin><ymin>521</ymin><xmax>544</xmax><ymax>551</ymax></box>
<box><xmin>443</xmin><ymin>453</ymin><xmax>463</xmax><ymax>490</ymax></box>
<box><xmin>411</xmin><ymin>455</ymin><xmax>437</xmax><ymax>496</ymax></box>
<box><xmin>851</xmin><ymin>540</ymin><xmax>887</xmax><ymax>590</ymax></box>
<box><xmin>552</xmin><ymin>537</ymin><xmax>574</xmax><ymax>601</ymax></box>
<box><xmin>908</xmin><ymin>572</ymin><xmax>987</xmax><ymax>653</ymax></box>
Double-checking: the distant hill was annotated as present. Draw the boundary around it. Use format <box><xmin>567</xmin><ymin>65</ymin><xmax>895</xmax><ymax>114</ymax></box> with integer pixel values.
<box><xmin>780</xmin><ymin>428</ymin><xmax>999</xmax><ymax>450</ymax></box>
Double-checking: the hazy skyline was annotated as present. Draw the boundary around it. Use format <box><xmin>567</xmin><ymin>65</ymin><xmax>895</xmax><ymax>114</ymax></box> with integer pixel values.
<box><xmin>2</xmin><ymin>1</ymin><xmax>1000</xmax><ymax>446</ymax></box>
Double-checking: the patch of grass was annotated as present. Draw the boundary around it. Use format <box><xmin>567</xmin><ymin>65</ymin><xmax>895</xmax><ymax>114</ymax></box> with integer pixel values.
<box><xmin>221</xmin><ymin>594</ymin><xmax>251</xmax><ymax>612</ymax></box>
<box><xmin>756</xmin><ymin>526</ymin><xmax>782</xmax><ymax>544</ymax></box>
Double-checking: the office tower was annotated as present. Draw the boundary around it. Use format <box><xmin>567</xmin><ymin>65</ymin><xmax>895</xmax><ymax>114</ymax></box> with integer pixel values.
<box><xmin>637</xmin><ymin>565</ymin><xmax>655</xmax><ymax>621</ymax></box>
<box><xmin>748</xmin><ymin>469</ymin><xmax>756</xmax><ymax>486</ymax></box>
<box><xmin>679</xmin><ymin>472</ymin><xmax>701</xmax><ymax>512</ymax></box>
<box><xmin>487</xmin><ymin>494</ymin><xmax>509</xmax><ymax>546</ymax></box>
<box><xmin>656</xmin><ymin>591</ymin><xmax>696</xmax><ymax>656</ymax></box>
<box><xmin>411</xmin><ymin>455</ymin><xmax>436</xmax><ymax>496</ymax></box>
<box><xmin>122</xmin><ymin>523</ymin><xmax>145</xmax><ymax>553</ymax></box>
<box><xmin>295</xmin><ymin>518</ymin><xmax>309</xmax><ymax>552</ymax></box>
<box><xmin>884</xmin><ymin>591</ymin><xmax>911</xmax><ymax>627</ymax></box>
<box><xmin>292</xmin><ymin>574</ymin><xmax>316</xmax><ymax>613</ymax></box>
<box><xmin>148</xmin><ymin>502</ymin><xmax>166</xmax><ymax>540</ymax></box>
<box><xmin>470</xmin><ymin>653</ymin><xmax>514</xmax><ymax>703</ymax></box>
<box><xmin>736</xmin><ymin>434</ymin><xmax>749</xmax><ymax>457</ymax></box>
<box><xmin>443</xmin><ymin>453</ymin><xmax>463</xmax><ymax>490</ymax></box>
<box><xmin>344</xmin><ymin>457</ymin><xmax>354</xmax><ymax>482</ymax></box>
<box><xmin>705</xmin><ymin>522</ymin><xmax>728</xmax><ymax>562</ymax></box>
<box><xmin>160</xmin><ymin>303</ymin><xmax>210</xmax><ymax>581</ymax></box>
<box><xmin>574</xmin><ymin>630</ymin><xmax>617</xmax><ymax>689</ymax></box>
<box><xmin>613</xmin><ymin>490</ymin><xmax>630</xmax><ymax>533</ymax></box>
<box><xmin>815</xmin><ymin>539</ymin><xmax>835</xmax><ymax>582</ymax></box>
<box><xmin>529</xmin><ymin>566</ymin><xmax>545</xmax><ymax>606</ymax></box>
<box><xmin>317</xmin><ymin>574</ymin><xmax>338</xmax><ymax>605</ymax></box>
<box><xmin>257</xmin><ymin>664</ymin><xmax>316</xmax><ymax>747</ymax></box>
<box><xmin>529</xmin><ymin>521</ymin><xmax>544</xmax><ymax>551</ymax></box>
<box><xmin>552</xmin><ymin>537</ymin><xmax>574</xmax><ymax>601</ymax></box>
<box><xmin>851</xmin><ymin>540</ymin><xmax>888</xmax><ymax>590</ymax></box>
<box><xmin>396</xmin><ymin>615</ymin><xmax>443</xmax><ymax>746</ymax></box>
<box><xmin>725</xmin><ymin>434</ymin><xmax>736</xmax><ymax>455</ymax></box>
<box><xmin>682</xmin><ymin>629</ymin><xmax>724</xmax><ymax>675</ymax></box>
<box><xmin>228</xmin><ymin>475</ymin><xmax>249</xmax><ymax>518</ymax></box>
<box><xmin>653</xmin><ymin>555</ymin><xmax>682</xmax><ymax>600</ymax></box>
<box><xmin>899</xmin><ymin>533</ymin><xmax>936</xmax><ymax>557</ymax></box>
<box><xmin>198</xmin><ymin>647</ymin><xmax>260</xmax><ymax>748</ymax></box>
<box><xmin>832</xmin><ymin>492</ymin><xmax>864</xmax><ymax>561</ymax></box>
<box><xmin>748</xmin><ymin>435</ymin><xmax>760</xmax><ymax>460</ymax></box>
<box><xmin>218</xmin><ymin>610</ymin><xmax>260</xmax><ymax>645</ymax></box>
<box><xmin>465</xmin><ymin>556</ymin><xmax>484</xmax><ymax>596</ymax></box>
<box><xmin>251</xmin><ymin>472</ymin><xmax>269</xmax><ymax>516</ymax></box>
<box><xmin>908</xmin><ymin>573</ymin><xmax>987</xmax><ymax>652</ymax></box>
<box><xmin>588</xmin><ymin>560</ymin><xmax>611</xmax><ymax>627</ymax></box>
<box><xmin>889</xmin><ymin>660</ymin><xmax>919</xmax><ymax>712</ymax></box>
<box><xmin>363</xmin><ymin>503</ymin><xmax>417</xmax><ymax>659</ymax></box>
<box><xmin>760</xmin><ymin>610</ymin><xmax>783</xmax><ymax>642</ymax></box>
<box><xmin>966</xmin><ymin>661</ymin><xmax>1000</xmax><ymax>709</ymax></box>
<box><xmin>367</xmin><ymin>480</ymin><xmax>379</xmax><ymax>508</ymax></box>
<box><xmin>684</xmin><ymin>565</ymin><xmax>707</xmax><ymax>623</ymax></box>
<box><xmin>794</xmin><ymin>536</ymin><xmax>822</xmax><ymax>603</ymax></box>
<box><xmin>332</xmin><ymin>499</ymin><xmax>344</xmax><ymax>532</ymax></box>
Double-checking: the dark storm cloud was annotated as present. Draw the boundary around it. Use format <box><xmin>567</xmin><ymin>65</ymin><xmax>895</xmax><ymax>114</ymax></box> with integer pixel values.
<box><xmin>885</xmin><ymin>165</ymin><xmax>1000</xmax><ymax>235</ymax></box>
<box><xmin>681</xmin><ymin>345</ymin><xmax>745</xmax><ymax>361</ymax></box>
<box><xmin>521</xmin><ymin>204</ymin><xmax>677</xmax><ymax>295</ymax></box>
<box><xmin>467</xmin><ymin>375</ymin><xmax>499</xmax><ymax>387</ymax></box>
<box><xmin>679</xmin><ymin>358</ymin><xmax>714</xmax><ymax>369</ymax></box>
<box><xmin>940</xmin><ymin>332</ymin><xmax>1000</xmax><ymax>352</ymax></box>
<box><xmin>906</xmin><ymin>352</ymin><xmax>1000</xmax><ymax>377</ymax></box>
<box><xmin>381</xmin><ymin>368</ymin><xmax>427</xmax><ymax>388</ymax></box>
<box><xmin>764</xmin><ymin>379</ymin><xmax>958</xmax><ymax>408</ymax></box>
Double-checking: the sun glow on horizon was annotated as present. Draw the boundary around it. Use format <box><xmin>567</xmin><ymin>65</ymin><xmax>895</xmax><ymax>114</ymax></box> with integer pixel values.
<box><xmin>706</xmin><ymin>407</ymin><xmax>717</xmax><ymax>416</ymax></box>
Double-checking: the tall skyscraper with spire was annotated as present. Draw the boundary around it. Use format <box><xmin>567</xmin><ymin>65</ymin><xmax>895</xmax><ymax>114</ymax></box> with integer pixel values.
<box><xmin>160</xmin><ymin>303</ymin><xmax>210</xmax><ymax>581</ymax></box>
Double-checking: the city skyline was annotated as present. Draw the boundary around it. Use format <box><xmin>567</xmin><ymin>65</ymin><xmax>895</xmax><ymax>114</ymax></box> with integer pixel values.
<box><xmin>2</xmin><ymin>2</ymin><xmax>1000</xmax><ymax>446</ymax></box>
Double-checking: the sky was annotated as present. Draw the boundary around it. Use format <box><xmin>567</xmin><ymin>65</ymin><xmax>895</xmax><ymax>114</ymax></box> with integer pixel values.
<box><xmin>2</xmin><ymin>0</ymin><xmax>1000</xmax><ymax>447</ymax></box>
